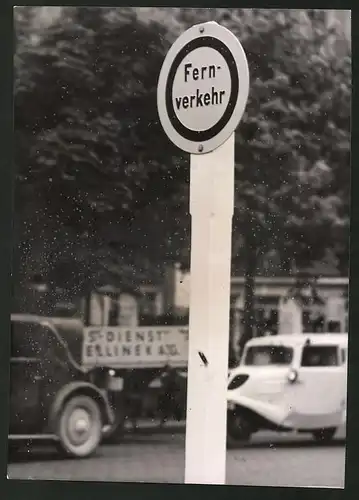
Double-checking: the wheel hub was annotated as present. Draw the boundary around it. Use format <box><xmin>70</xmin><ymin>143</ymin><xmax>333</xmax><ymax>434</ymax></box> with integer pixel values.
<box><xmin>75</xmin><ymin>418</ymin><xmax>90</xmax><ymax>434</ymax></box>
<box><xmin>67</xmin><ymin>408</ymin><xmax>92</xmax><ymax>444</ymax></box>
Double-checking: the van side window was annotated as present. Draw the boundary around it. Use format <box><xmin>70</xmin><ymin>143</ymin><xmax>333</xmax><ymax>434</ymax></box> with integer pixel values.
<box><xmin>301</xmin><ymin>345</ymin><xmax>339</xmax><ymax>367</ymax></box>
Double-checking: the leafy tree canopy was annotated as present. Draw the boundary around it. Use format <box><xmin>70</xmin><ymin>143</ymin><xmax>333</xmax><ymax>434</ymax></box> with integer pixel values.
<box><xmin>162</xmin><ymin>8</ymin><xmax>351</xmax><ymax>275</ymax></box>
<box><xmin>14</xmin><ymin>8</ymin><xmax>350</xmax><ymax>313</ymax></box>
<box><xmin>14</xmin><ymin>6</ymin><xmax>189</xmax><ymax>302</ymax></box>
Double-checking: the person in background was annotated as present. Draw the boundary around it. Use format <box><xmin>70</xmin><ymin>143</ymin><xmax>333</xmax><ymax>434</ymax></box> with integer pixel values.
<box><xmin>158</xmin><ymin>364</ymin><xmax>183</xmax><ymax>427</ymax></box>
<box><xmin>123</xmin><ymin>371</ymin><xmax>146</xmax><ymax>433</ymax></box>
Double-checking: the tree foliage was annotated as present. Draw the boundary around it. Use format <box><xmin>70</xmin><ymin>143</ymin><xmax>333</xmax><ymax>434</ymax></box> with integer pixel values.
<box><xmin>161</xmin><ymin>8</ymin><xmax>351</xmax><ymax>273</ymax></box>
<box><xmin>154</xmin><ymin>7</ymin><xmax>351</xmax><ymax>343</ymax></box>
<box><xmin>14</xmin><ymin>6</ymin><xmax>190</xmax><ymax>304</ymax></box>
<box><xmin>14</xmin><ymin>8</ymin><xmax>350</xmax><ymax>327</ymax></box>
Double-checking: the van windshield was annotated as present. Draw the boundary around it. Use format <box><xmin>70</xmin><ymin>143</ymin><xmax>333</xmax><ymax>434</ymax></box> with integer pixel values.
<box><xmin>244</xmin><ymin>345</ymin><xmax>294</xmax><ymax>366</ymax></box>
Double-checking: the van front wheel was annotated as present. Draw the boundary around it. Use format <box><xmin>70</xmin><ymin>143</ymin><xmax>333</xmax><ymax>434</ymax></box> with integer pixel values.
<box><xmin>312</xmin><ymin>427</ymin><xmax>337</xmax><ymax>444</ymax></box>
<box><xmin>227</xmin><ymin>411</ymin><xmax>252</xmax><ymax>448</ymax></box>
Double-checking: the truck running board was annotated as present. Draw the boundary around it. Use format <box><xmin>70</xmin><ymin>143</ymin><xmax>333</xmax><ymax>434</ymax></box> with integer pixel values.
<box><xmin>8</xmin><ymin>434</ymin><xmax>59</xmax><ymax>440</ymax></box>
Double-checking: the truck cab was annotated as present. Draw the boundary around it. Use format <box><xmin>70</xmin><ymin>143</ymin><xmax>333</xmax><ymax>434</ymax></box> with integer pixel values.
<box><xmin>9</xmin><ymin>314</ymin><xmax>114</xmax><ymax>458</ymax></box>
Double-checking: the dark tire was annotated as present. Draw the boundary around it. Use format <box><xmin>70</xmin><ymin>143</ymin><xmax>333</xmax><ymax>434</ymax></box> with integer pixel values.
<box><xmin>312</xmin><ymin>427</ymin><xmax>337</xmax><ymax>444</ymax></box>
<box><xmin>227</xmin><ymin>411</ymin><xmax>252</xmax><ymax>448</ymax></box>
<box><xmin>56</xmin><ymin>395</ymin><xmax>103</xmax><ymax>458</ymax></box>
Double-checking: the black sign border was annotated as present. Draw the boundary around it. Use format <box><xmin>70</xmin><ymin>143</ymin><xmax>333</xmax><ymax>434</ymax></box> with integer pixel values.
<box><xmin>165</xmin><ymin>36</ymin><xmax>239</xmax><ymax>143</ymax></box>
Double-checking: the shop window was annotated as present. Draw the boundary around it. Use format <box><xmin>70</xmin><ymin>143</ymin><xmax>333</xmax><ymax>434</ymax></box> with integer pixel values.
<box><xmin>328</xmin><ymin>320</ymin><xmax>341</xmax><ymax>333</ymax></box>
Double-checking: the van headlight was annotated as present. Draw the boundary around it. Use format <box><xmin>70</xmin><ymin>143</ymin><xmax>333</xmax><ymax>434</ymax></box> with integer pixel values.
<box><xmin>228</xmin><ymin>374</ymin><xmax>249</xmax><ymax>390</ymax></box>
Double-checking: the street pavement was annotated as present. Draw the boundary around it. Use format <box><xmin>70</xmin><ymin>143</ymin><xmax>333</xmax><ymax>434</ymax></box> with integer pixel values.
<box><xmin>8</xmin><ymin>426</ymin><xmax>346</xmax><ymax>488</ymax></box>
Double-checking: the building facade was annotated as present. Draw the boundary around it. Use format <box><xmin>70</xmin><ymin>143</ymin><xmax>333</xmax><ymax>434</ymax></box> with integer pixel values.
<box><xmin>80</xmin><ymin>267</ymin><xmax>348</xmax><ymax>336</ymax></box>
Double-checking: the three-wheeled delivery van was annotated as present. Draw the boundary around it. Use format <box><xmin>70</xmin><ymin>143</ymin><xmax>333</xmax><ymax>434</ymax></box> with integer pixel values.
<box><xmin>227</xmin><ymin>333</ymin><xmax>348</xmax><ymax>446</ymax></box>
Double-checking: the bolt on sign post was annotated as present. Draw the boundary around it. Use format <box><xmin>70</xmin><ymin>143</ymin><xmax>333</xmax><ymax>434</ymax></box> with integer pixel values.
<box><xmin>157</xmin><ymin>21</ymin><xmax>249</xmax><ymax>484</ymax></box>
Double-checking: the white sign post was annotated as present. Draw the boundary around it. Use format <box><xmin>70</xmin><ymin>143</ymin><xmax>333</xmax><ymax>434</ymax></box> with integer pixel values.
<box><xmin>157</xmin><ymin>21</ymin><xmax>249</xmax><ymax>484</ymax></box>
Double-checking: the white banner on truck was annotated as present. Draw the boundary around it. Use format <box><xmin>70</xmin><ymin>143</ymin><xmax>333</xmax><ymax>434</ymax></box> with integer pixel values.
<box><xmin>82</xmin><ymin>326</ymin><xmax>189</xmax><ymax>369</ymax></box>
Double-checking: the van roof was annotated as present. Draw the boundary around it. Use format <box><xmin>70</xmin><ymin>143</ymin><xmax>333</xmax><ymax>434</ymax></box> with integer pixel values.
<box><xmin>246</xmin><ymin>333</ymin><xmax>348</xmax><ymax>348</ymax></box>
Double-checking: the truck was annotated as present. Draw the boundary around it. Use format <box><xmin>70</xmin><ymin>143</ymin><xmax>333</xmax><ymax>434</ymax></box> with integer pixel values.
<box><xmin>82</xmin><ymin>324</ymin><xmax>189</xmax><ymax>440</ymax></box>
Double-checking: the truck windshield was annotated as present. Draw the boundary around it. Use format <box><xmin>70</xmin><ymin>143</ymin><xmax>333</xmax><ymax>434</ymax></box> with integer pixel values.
<box><xmin>244</xmin><ymin>345</ymin><xmax>294</xmax><ymax>366</ymax></box>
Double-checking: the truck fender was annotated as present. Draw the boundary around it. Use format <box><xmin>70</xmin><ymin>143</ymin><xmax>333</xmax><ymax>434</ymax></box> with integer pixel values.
<box><xmin>48</xmin><ymin>381</ymin><xmax>115</xmax><ymax>432</ymax></box>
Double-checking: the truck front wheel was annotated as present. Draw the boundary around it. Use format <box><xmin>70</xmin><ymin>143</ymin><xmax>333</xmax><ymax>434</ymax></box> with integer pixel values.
<box><xmin>56</xmin><ymin>395</ymin><xmax>103</xmax><ymax>458</ymax></box>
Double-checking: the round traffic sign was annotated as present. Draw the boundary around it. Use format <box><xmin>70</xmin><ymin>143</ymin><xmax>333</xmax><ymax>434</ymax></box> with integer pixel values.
<box><xmin>157</xmin><ymin>22</ymin><xmax>249</xmax><ymax>154</ymax></box>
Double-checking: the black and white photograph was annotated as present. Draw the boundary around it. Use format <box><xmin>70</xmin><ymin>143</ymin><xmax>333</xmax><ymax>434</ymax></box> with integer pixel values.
<box><xmin>9</xmin><ymin>6</ymin><xmax>351</xmax><ymax>488</ymax></box>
